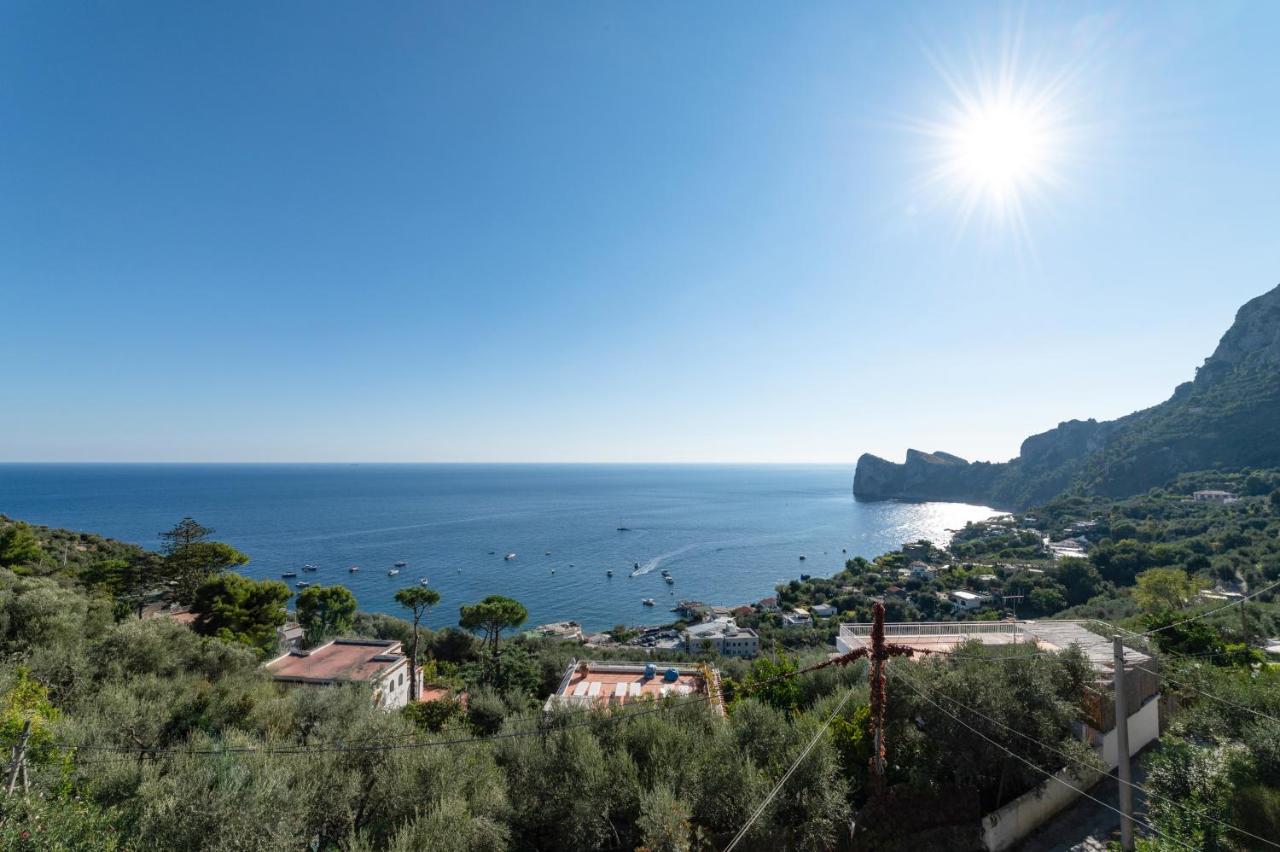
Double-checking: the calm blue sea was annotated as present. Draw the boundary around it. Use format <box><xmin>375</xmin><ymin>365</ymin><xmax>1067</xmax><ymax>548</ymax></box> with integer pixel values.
<box><xmin>0</xmin><ymin>464</ymin><xmax>994</xmax><ymax>632</ymax></box>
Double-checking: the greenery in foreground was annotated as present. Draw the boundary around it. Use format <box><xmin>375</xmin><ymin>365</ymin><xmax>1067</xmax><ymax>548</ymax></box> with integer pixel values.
<box><xmin>4</xmin><ymin>467</ymin><xmax>1280</xmax><ymax>848</ymax></box>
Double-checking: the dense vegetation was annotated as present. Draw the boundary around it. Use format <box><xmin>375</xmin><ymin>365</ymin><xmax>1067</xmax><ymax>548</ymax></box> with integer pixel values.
<box><xmin>0</xmin><ymin>516</ymin><xmax>1104</xmax><ymax>851</ymax></box>
<box><xmin>6</xmin><ymin>460</ymin><xmax>1280</xmax><ymax>848</ymax></box>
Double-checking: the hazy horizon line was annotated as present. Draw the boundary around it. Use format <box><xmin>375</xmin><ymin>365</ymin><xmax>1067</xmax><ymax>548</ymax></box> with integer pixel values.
<box><xmin>0</xmin><ymin>459</ymin><xmax>868</xmax><ymax>466</ymax></box>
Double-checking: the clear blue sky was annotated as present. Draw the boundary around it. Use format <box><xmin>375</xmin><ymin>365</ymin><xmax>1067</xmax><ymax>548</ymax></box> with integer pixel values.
<box><xmin>3</xmin><ymin>1</ymin><xmax>1278</xmax><ymax>463</ymax></box>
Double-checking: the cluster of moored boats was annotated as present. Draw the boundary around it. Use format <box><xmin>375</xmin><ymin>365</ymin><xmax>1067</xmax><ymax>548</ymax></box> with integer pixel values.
<box><xmin>272</xmin><ymin>527</ymin><xmax>811</xmax><ymax>607</ymax></box>
<box><xmin>278</xmin><ymin>560</ymin><xmax>429</xmax><ymax>589</ymax></box>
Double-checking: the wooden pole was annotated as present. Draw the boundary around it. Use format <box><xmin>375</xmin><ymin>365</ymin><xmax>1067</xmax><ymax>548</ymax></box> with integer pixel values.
<box><xmin>4</xmin><ymin>719</ymin><xmax>31</xmax><ymax>797</ymax></box>
<box><xmin>1114</xmin><ymin>636</ymin><xmax>1134</xmax><ymax>851</ymax></box>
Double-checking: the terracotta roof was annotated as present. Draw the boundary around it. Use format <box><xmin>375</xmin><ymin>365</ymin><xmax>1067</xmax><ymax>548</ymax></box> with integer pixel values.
<box><xmin>264</xmin><ymin>639</ymin><xmax>406</xmax><ymax>684</ymax></box>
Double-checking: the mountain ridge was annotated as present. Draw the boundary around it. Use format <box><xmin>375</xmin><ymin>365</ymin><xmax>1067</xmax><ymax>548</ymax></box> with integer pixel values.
<box><xmin>854</xmin><ymin>283</ymin><xmax>1280</xmax><ymax>509</ymax></box>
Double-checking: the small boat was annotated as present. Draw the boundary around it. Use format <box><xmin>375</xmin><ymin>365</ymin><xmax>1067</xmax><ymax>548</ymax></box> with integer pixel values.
<box><xmin>545</xmin><ymin>550</ymin><xmax>551</xmax><ymax>556</ymax></box>
<box><xmin>296</xmin><ymin>581</ymin><xmax>310</xmax><ymax>588</ymax></box>
<box><xmin>800</xmin><ymin>573</ymin><xmax>811</xmax><ymax>581</ymax></box>
<box><xmin>388</xmin><ymin>568</ymin><xmax>400</xmax><ymax>576</ymax></box>
<box><xmin>665</xmin><ymin>576</ymin><xmax>675</xmax><ymax>585</ymax></box>
<box><xmin>488</xmin><ymin>551</ymin><xmax>496</xmax><ymax>555</ymax></box>
<box><xmin>504</xmin><ymin>553</ymin><xmax>516</xmax><ymax>561</ymax></box>
<box><xmin>348</xmin><ymin>565</ymin><xmax>360</xmax><ymax>572</ymax></box>
<box><xmin>394</xmin><ymin>561</ymin><xmax>407</xmax><ymax>568</ymax></box>
<box><xmin>302</xmin><ymin>564</ymin><xmax>318</xmax><ymax>572</ymax></box>
<box><xmin>642</xmin><ymin>598</ymin><xmax>655</xmax><ymax>606</ymax></box>
<box><xmin>282</xmin><ymin>571</ymin><xmax>298</xmax><ymax>578</ymax></box>
<box><xmin>550</xmin><ymin>568</ymin><xmax>556</xmax><ymax>574</ymax></box>
<box><xmin>419</xmin><ymin>578</ymin><xmax>430</xmax><ymax>586</ymax></box>
<box><xmin>607</xmin><ymin>569</ymin><xmax>614</xmax><ymax>577</ymax></box>
<box><xmin>799</xmin><ymin>554</ymin><xmax>807</xmax><ymax>561</ymax></box>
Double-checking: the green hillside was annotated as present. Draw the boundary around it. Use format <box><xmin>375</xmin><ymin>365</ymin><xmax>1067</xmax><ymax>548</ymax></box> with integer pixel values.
<box><xmin>855</xmin><ymin>282</ymin><xmax>1280</xmax><ymax>509</ymax></box>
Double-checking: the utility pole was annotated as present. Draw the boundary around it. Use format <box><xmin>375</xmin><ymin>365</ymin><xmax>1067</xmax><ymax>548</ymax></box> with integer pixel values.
<box><xmin>1241</xmin><ymin>593</ymin><xmax>1251</xmax><ymax>647</ymax></box>
<box><xmin>866</xmin><ymin>602</ymin><xmax>915</xmax><ymax>794</ymax></box>
<box><xmin>1114</xmin><ymin>637</ymin><xmax>1134</xmax><ymax>851</ymax></box>
<box><xmin>4</xmin><ymin>719</ymin><xmax>31</xmax><ymax>797</ymax></box>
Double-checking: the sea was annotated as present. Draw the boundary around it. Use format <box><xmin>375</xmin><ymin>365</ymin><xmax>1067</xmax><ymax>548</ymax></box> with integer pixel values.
<box><xmin>0</xmin><ymin>464</ymin><xmax>995</xmax><ymax>633</ymax></box>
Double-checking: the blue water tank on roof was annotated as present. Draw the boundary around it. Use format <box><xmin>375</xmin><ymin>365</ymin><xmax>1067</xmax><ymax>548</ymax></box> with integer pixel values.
<box><xmin>664</xmin><ymin>667</ymin><xmax>679</xmax><ymax>682</ymax></box>
<box><xmin>643</xmin><ymin>662</ymin><xmax>657</xmax><ymax>679</ymax></box>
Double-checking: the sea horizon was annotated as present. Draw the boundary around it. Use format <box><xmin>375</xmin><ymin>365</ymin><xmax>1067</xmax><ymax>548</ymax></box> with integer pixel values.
<box><xmin>0</xmin><ymin>462</ymin><xmax>995</xmax><ymax>632</ymax></box>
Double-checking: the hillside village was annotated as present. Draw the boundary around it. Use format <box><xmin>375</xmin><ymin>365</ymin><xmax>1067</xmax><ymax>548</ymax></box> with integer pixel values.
<box><xmin>3</xmin><ymin>465</ymin><xmax>1280</xmax><ymax>850</ymax></box>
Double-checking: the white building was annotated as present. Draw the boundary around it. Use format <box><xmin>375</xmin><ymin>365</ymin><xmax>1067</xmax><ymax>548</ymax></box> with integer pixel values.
<box><xmin>811</xmin><ymin>603</ymin><xmax>837</xmax><ymax>618</ymax></box>
<box><xmin>1048</xmin><ymin>538</ymin><xmax>1090</xmax><ymax>560</ymax></box>
<box><xmin>683</xmin><ymin>617</ymin><xmax>760</xmax><ymax>658</ymax></box>
<box><xmin>1193</xmin><ymin>489</ymin><xmax>1238</xmax><ymax>503</ymax></box>
<box><xmin>949</xmin><ymin>590</ymin><xmax>991</xmax><ymax>611</ymax></box>
<box><xmin>263</xmin><ymin>638</ymin><xmax>420</xmax><ymax>710</ymax></box>
<box><xmin>780</xmin><ymin>608</ymin><xmax>814</xmax><ymax>629</ymax></box>
<box><xmin>909</xmin><ymin>561</ymin><xmax>937</xmax><ymax>580</ymax></box>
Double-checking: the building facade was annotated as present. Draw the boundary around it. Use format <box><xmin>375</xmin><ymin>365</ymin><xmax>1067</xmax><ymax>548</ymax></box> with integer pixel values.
<box><xmin>264</xmin><ymin>638</ymin><xmax>421</xmax><ymax>710</ymax></box>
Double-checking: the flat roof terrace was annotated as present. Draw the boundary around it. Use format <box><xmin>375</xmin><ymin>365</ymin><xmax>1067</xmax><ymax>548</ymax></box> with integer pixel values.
<box><xmin>837</xmin><ymin>620</ymin><xmax>1151</xmax><ymax>680</ymax></box>
<box><xmin>545</xmin><ymin>660</ymin><xmax>724</xmax><ymax>715</ymax></box>
<box><xmin>265</xmin><ymin>638</ymin><xmax>406</xmax><ymax>684</ymax></box>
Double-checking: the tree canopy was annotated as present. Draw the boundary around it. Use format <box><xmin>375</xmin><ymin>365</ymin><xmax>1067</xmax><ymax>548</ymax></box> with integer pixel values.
<box><xmin>0</xmin><ymin>522</ymin><xmax>43</xmax><ymax>568</ymax></box>
<box><xmin>459</xmin><ymin>595</ymin><xmax>527</xmax><ymax>656</ymax></box>
<box><xmin>166</xmin><ymin>540</ymin><xmax>250</xmax><ymax>603</ymax></box>
<box><xmin>191</xmin><ymin>573</ymin><xmax>290</xmax><ymax>655</ymax></box>
<box><xmin>395</xmin><ymin>586</ymin><xmax>441</xmax><ymax>701</ymax></box>
<box><xmin>296</xmin><ymin>584</ymin><xmax>358</xmax><ymax>647</ymax></box>
<box><xmin>159</xmin><ymin>516</ymin><xmax>214</xmax><ymax>554</ymax></box>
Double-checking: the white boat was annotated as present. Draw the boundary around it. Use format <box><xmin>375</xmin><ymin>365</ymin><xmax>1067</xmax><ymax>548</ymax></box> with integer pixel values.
<box><xmin>504</xmin><ymin>553</ymin><xmax>516</xmax><ymax>561</ymax></box>
<box><xmin>388</xmin><ymin>568</ymin><xmax>400</xmax><ymax>576</ymax></box>
<box><xmin>607</xmin><ymin>569</ymin><xmax>613</xmax><ymax>577</ymax></box>
<box><xmin>394</xmin><ymin>561</ymin><xmax>407</xmax><ymax>568</ymax></box>
<box><xmin>665</xmin><ymin>576</ymin><xmax>674</xmax><ymax>584</ymax></box>
<box><xmin>282</xmin><ymin>571</ymin><xmax>297</xmax><ymax>578</ymax></box>
<box><xmin>296</xmin><ymin>581</ymin><xmax>310</xmax><ymax>588</ymax></box>
<box><xmin>642</xmin><ymin>598</ymin><xmax>655</xmax><ymax>606</ymax></box>
<box><xmin>348</xmin><ymin>565</ymin><xmax>360</xmax><ymax>572</ymax></box>
<box><xmin>302</xmin><ymin>564</ymin><xmax>318</xmax><ymax>572</ymax></box>
<box><xmin>419</xmin><ymin>578</ymin><xmax>429</xmax><ymax>586</ymax></box>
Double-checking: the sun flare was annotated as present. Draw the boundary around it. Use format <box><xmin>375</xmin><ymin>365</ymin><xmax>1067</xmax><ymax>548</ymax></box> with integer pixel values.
<box><xmin>950</xmin><ymin>102</ymin><xmax>1049</xmax><ymax>198</ymax></box>
<box><xmin>910</xmin><ymin>35</ymin><xmax>1080</xmax><ymax>244</ymax></box>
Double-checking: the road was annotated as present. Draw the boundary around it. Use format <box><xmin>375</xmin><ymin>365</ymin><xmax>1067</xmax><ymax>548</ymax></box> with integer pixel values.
<box><xmin>1018</xmin><ymin>764</ymin><xmax>1149</xmax><ymax>852</ymax></box>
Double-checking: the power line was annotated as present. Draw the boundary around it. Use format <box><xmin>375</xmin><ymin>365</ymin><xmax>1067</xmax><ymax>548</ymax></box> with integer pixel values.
<box><xmin>892</xmin><ymin>664</ymin><xmax>1280</xmax><ymax>850</ymax></box>
<box><xmin>1131</xmin><ymin>664</ymin><xmax>1280</xmax><ymax>726</ymax></box>
<box><xmin>56</xmin><ymin>652</ymin><xmax>871</xmax><ymax>762</ymax></box>
<box><xmin>1139</xmin><ymin>579</ymin><xmax>1280</xmax><ymax>637</ymax></box>
<box><xmin>722</xmin><ymin>686</ymin><xmax>856</xmax><ymax>852</ymax></box>
<box><xmin>59</xmin><ymin>693</ymin><xmax>718</xmax><ymax>766</ymax></box>
<box><xmin>889</xmin><ymin>668</ymin><xmax>1196</xmax><ymax>850</ymax></box>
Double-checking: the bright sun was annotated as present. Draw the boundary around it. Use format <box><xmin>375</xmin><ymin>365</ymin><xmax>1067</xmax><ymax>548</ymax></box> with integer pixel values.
<box><xmin>951</xmin><ymin>103</ymin><xmax>1048</xmax><ymax>196</ymax></box>
<box><xmin>912</xmin><ymin>38</ymin><xmax>1078</xmax><ymax>242</ymax></box>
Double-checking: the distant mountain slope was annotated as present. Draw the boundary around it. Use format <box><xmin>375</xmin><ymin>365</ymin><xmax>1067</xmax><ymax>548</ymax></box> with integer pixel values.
<box><xmin>854</xmin><ymin>283</ymin><xmax>1280</xmax><ymax>509</ymax></box>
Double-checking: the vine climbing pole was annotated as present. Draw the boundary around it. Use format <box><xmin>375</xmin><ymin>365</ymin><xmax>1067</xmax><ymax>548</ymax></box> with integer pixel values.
<box><xmin>830</xmin><ymin>602</ymin><xmax>920</xmax><ymax>795</ymax></box>
<box><xmin>867</xmin><ymin>602</ymin><xmax>917</xmax><ymax>793</ymax></box>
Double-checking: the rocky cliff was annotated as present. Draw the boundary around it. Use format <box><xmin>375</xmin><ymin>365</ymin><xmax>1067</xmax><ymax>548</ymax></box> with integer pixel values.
<box><xmin>854</xmin><ymin>283</ymin><xmax>1280</xmax><ymax>509</ymax></box>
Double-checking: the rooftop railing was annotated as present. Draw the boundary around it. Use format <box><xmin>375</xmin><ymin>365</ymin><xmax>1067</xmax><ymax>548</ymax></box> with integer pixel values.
<box><xmin>839</xmin><ymin>621</ymin><xmax>1023</xmax><ymax>638</ymax></box>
